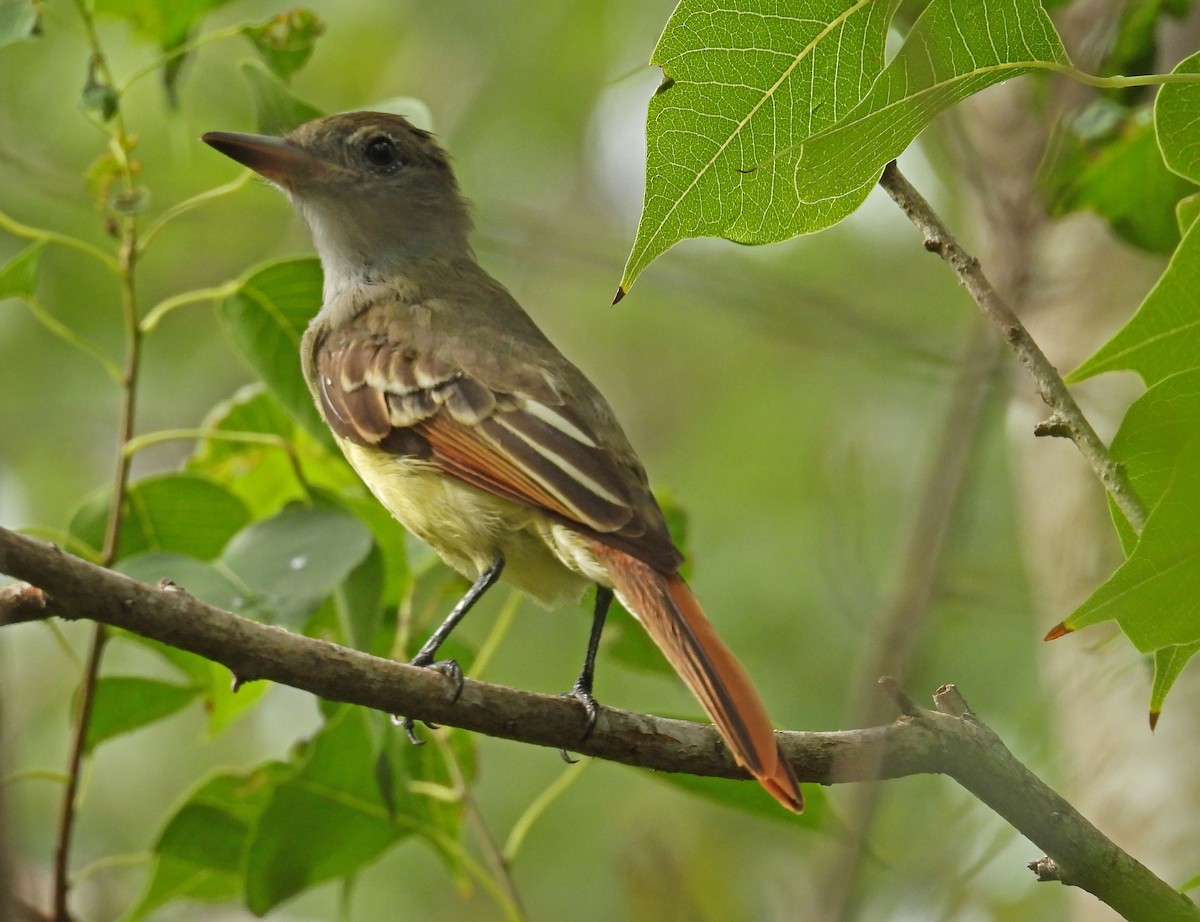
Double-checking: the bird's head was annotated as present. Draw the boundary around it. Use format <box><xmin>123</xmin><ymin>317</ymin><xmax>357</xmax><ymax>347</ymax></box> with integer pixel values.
<box><xmin>203</xmin><ymin>112</ymin><xmax>472</xmax><ymax>281</ymax></box>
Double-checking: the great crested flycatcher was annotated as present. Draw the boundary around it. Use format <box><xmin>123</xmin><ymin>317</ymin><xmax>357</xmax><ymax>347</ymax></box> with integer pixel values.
<box><xmin>203</xmin><ymin>112</ymin><xmax>802</xmax><ymax>811</ymax></box>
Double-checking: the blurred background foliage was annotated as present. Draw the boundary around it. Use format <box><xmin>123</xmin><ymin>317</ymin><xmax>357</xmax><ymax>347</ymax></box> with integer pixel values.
<box><xmin>4</xmin><ymin>0</ymin><xmax>1187</xmax><ymax>920</ymax></box>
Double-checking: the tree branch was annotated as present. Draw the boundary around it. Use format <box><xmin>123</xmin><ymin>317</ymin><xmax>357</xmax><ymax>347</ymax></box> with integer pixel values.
<box><xmin>877</xmin><ymin>160</ymin><xmax>1149</xmax><ymax>534</ymax></box>
<box><xmin>1</xmin><ymin>524</ymin><xmax>1194</xmax><ymax>922</ymax></box>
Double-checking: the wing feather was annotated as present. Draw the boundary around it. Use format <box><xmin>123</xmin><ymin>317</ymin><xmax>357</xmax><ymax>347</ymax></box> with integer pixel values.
<box><xmin>313</xmin><ymin>321</ymin><xmax>681</xmax><ymax>570</ymax></box>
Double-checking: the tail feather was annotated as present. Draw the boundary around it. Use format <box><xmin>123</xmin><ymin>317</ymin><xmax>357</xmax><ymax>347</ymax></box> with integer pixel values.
<box><xmin>590</xmin><ymin>543</ymin><xmax>802</xmax><ymax>812</ymax></box>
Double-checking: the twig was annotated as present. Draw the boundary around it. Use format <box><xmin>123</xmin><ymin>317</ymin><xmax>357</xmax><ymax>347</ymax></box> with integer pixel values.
<box><xmin>877</xmin><ymin>161</ymin><xmax>1149</xmax><ymax>534</ymax></box>
<box><xmin>1</xmin><ymin>526</ymin><xmax>1196</xmax><ymax>922</ymax></box>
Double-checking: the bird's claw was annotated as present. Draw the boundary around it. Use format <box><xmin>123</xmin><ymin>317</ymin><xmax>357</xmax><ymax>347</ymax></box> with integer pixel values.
<box><xmin>396</xmin><ymin>658</ymin><xmax>465</xmax><ymax>744</ymax></box>
<box><xmin>557</xmin><ymin>682</ymin><xmax>601</xmax><ymax>762</ymax></box>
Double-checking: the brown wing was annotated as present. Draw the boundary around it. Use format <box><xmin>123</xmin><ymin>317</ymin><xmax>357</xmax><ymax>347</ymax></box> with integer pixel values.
<box><xmin>313</xmin><ymin>324</ymin><xmax>683</xmax><ymax>572</ymax></box>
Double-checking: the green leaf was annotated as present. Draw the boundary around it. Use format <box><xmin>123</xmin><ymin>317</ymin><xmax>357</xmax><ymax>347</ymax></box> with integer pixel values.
<box><xmin>1177</xmin><ymin>191</ymin><xmax>1200</xmax><ymax>234</ymax></box>
<box><xmin>219</xmin><ymin>503</ymin><xmax>373</xmax><ymax>626</ymax></box>
<box><xmin>123</xmin><ymin>762</ymin><xmax>289</xmax><ymax>922</ymax></box>
<box><xmin>0</xmin><ymin>1</ymin><xmax>39</xmax><ymax>47</ymax></box>
<box><xmin>239</xmin><ymin>59</ymin><xmax>323</xmax><ymax>134</ymax></box>
<box><xmin>94</xmin><ymin>0</ymin><xmax>233</xmax><ymax>49</ymax></box>
<box><xmin>242</xmin><ymin>9</ymin><xmax>325</xmax><ymax>81</ymax></box>
<box><xmin>1156</xmin><ymin>49</ymin><xmax>1200</xmax><ymax>184</ymax></box>
<box><xmin>245</xmin><ymin>709</ymin><xmax>409</xmax><ymax>914</ymax></box>
<box><xmin>621</xmin><ymin>0</ymin><xmax>1068</xmax><ymax>292</ymax></box>
<box><xmin>217</xmin><ymin>257</ymin><xmax>331</xmax><ymax>446</ymax></box>
<box><xmin>114</xmin><ymin>631</ymin><xmax>270</xmax><ymax>736</ymax></box>
<box><xmin>1067</xmin><ymin>436</ymin><xmax>1200</xmax><ymax>650</ymax></box>
<box><xmin>794</xmin><ymin>0</ymin><xmax>1069</xmax><ymax>203</ymax></box>
<box><xmin>1150</xmin><ymin>642</ymin><xmax>1200</xmax><ymax>728</ymax></box>
<box><xmin>187</xmin><ymin>384</ymin><xmax>360</xmax><ymax>518</ymax></box>
<box><xmin>1103</xmin><ymin>0</ymin><xmax>1192</xmax><ymax>81</ymax></box>
<box><xmin>0</xmin><ymin>242</ymin><xmax>43</xmax><ymax>300</ymax></box>
<box><xmin>69</xmin><ymin>473</ymin><xmax>252</xmax><ymax>561</ymax></box>
<box><xmin>1070</xmin><ymin>215</ymin><xmax>1200</xmax><ymax>384</ymax></box>
<box><xmin>117</xmin><ymin>552</ymin><xmax>245</xmax><ymax>612</ymax></box>
<box><xmin>1109</xmin><ymin>369</ymin><xmax>1200</xmax><ymax>509</ymax></box>
<box><xmin>1044</xmin><ymin>108</ymin><xmax>1192</xmax><ymax>254</ymax></box>
<box><xmin>83</xmin><ymin>676</ymin><xmax>201</xmax><ymax>752</ymax></box>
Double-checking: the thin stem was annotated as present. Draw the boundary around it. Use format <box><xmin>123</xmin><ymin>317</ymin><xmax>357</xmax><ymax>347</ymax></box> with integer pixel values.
<box><xmin>123</xmin><ymin>427</ymin><xmax>312</xmax><ymax>500</ymax></box>
<box><xmin>139</xmin><ymin>280</ymin><xmax>241</xmax><ymax>333</ymax></box>
<box><xmin>138</xmin><ymin>172</ymin><xmax>254</xmax><ymax>254</ymax></box>
<box><xmin>117</xmin><ymin>23</ymin><xmax>246</xmax><ymax>93</ymax></box>
<box><xmin>503</xmin><ymin>759</ymin><xmax>588</xmax><ymax>864</ymax></box>
<box><xmin>18</xmin><ymin>295</ymin><xmax>122</xmax><ymax>382</ymax></box>
<box><xmin>0</xmin><ymin>209</ymin><xmax>119</xmax><ymax>274</ymax></box>
<box><xmin>877</xmin><ymin>160</ymin><xmax>1149</xmax><ymax>534</ymax></box>
<box><xmin>434</xmin><ymin>733</ymin><xmax>526</xmax><ymax>919</ymax></box>
<box><xmin>51</xmin><ymin>626</ymin><xmax>105</xmax><ymax>922</ymax></box>
<box><xmin>468</xmin><ymin>589</ymin><xmax>522</xmax><ymax>680</ymax></box>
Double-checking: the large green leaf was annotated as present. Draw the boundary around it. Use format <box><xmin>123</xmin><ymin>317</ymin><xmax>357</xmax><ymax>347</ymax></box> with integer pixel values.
<box><xmin>1067</xmin><ymin>436</ymin><xmax>1200</xmax><ymax>650</ymax></box>
<box><xmin>83</xmin><ymin>676</ymin><xmax>201</xmax><ymax>753</ymax></box>
<box><xmin>69</xmin><ymin>474</ymin><xmax>251</xmax><ymax>561</ymax></box>
<box><xmin>1071</xmin><ymin>49</ymin><xmax>1200</xmax><ymax>383</ymax></box>
<box><xmin>621</xmin><ymin>0</ymin><xmax>1068</xmax><ymax>293</ymax></box>
<box><xmin>1043</xmin><ymin>107</ymin><xmax>1193</xmax><ymax>255</ymax></box>
<box><xmin>119</xmin><ymin>630</ymin><xmax>271</xmax><ymax>736</ymax></box>
<box><xmin>1069</xmin><ymin>213</ymin><xmax>1200</xmax><ymax>384</ymax></box>
<box><xmin>216</xmin><ymin>258</ymin><xmax>330</xmax><ymax>446</ymax></box>
<box><xmin>122</xmin><ymin>763</ymin><xmax>289</xmax><ymax>921</ymax></box>
<box><xmin>219</xmin><ymin>503</ymin><xmax>373</xmax><ymax>627</ymax></box>
<box><xmin>245</xmin><ymin>709</ymin><xmax>409</xmax><ymax>914</ymax></box>
<box><xmin>1156</xmin><ymin>49</ymin><xmax>1200</xmax><ymax>184</ymax></box>
<box><xmin>1108</xmin><ymin>369</ymin><xmax>1200</xmax><ymax>509</ymax></box>
<box><xmin>187</xmin><ymin>384</ymin><xmax>359</xmax><ymax>518</ymax></box>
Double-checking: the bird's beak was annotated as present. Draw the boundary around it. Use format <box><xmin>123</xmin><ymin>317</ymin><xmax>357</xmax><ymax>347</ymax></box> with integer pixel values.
<box><xmin>202</xmin><ymin>131</ymin><xmax>327</xmax><ymax>186</ymax></box>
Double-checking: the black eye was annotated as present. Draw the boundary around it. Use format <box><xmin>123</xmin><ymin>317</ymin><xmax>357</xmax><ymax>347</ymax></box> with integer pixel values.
<box><xmin>363</xmin><ymin>135</ymin><xmax>399</xmax><ymax>168</ymax></box>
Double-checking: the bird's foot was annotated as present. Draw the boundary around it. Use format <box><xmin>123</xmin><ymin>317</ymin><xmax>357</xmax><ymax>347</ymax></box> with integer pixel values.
<box><xmin>558</xmin><ymin>681</ymin><xmax>601</xmax><ymax>762</ymax></box>
<box><xmin>395</xmin><ymin>657</ymin><xmax>465</xmax><ymax>745</ymax></box>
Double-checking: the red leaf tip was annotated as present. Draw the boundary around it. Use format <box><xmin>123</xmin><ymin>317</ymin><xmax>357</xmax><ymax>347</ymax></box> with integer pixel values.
<box><xmin>1043</xmin><ymin>621</ymin><xmax>1073</xmax><ymax>641</ymax></box>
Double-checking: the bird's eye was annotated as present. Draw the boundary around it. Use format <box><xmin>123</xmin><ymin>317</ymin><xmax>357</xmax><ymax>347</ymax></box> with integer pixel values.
<box><xmin>363</xmin><ymin>135</ymin><xmax>399</xmax><ymax>168</ymax></box>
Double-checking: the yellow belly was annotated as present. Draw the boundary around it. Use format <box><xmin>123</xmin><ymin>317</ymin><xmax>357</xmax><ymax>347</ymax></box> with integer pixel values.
<box><xmin>340</xmin><ymin>440</ymin><xmax>600</xmax><ymax>607</ymax></box>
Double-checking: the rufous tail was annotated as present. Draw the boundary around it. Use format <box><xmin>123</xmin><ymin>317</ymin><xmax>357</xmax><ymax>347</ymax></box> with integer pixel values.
<box><xmin>590</xmin><ymin>543</ymin><xmax>802</xmax><ymax>812</ymax></box>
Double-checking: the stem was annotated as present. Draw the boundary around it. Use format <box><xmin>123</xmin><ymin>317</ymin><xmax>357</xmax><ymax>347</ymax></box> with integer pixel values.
<box><xmin>138</xmin><ymin>172</ymin><xmax>254</xmax><ymax>254</ymax></box>
<box><xmin>139</xmin><ymin>280</ymin><xmax>241</xmax><ymax>333</ymax></box>
<box><xmin>877</xmin><ymin>161</ymin><xmax>1149</xmax><ymax>534</ymax></box>
<box><xmin>0</xmin><ymin>208</ymin><xmax>120</xmax><ymax>273</ymax></box>
<box><xmin>52</xmin><ymin>7</ymin><xmax>147</xmax><ymax>919</ymax></box>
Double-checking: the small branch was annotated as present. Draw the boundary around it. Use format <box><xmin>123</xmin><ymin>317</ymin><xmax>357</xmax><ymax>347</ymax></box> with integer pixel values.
<box><xmin>877</xmin><ymin>161</ymin><xmax>1149</xmax><ymax>534</ymax></box>
<box><xmin>1</xmin><ymin>526</ymin><xmax>1196</xmax><ymax>921</ymax></box>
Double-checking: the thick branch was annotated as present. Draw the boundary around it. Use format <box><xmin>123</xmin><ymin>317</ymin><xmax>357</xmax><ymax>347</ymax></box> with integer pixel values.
<box><xmin>877</xmin><ymin>161</ymin><xmax>1149</xmax><ymax>534</ymax></box>
<box><xmin>1</xmin><ymin>525</ymin><xmax>1194</xmax><ymax>922</ymax></box>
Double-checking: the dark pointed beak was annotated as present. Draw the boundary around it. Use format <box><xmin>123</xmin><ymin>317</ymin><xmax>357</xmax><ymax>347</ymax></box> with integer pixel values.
<box><xmin>202</xmin><ymin>131</ymin><xmax>326</xmax><ymax>186</ymax></box>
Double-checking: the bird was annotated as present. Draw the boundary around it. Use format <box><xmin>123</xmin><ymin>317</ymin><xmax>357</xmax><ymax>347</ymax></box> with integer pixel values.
<box><xmin>202</xmin><ymin>111</ymin><xmax>802</xmax><ymax>811</ymax></box>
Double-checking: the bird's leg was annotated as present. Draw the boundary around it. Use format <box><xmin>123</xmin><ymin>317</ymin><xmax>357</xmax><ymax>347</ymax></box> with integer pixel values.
<box><xmin>400</xmin><ymin>557</ymin><xmax>504</xmax><ymax>744</ymax></box>
<box><xmin>561</xmin><ymin>586</ymin><xmax>612</xmax><ymax>756</ymax></box>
